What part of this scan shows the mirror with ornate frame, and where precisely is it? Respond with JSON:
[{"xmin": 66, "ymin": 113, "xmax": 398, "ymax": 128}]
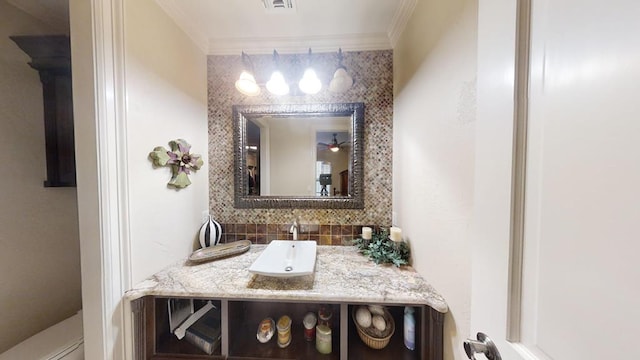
[{"xmin": 233, "ymin": 102, "xmax": 364, "ymax": 209}]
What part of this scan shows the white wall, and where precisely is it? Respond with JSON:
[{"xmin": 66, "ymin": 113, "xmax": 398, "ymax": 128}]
[
  {"xmin": 123, "ymin": 0, "xmax": 209, "ymax": 283},
  {"xmin": 0, "ymin": 0, "xmax": 81, "ymax": 352},
  {"xmin": 268, "ymin": 118, "xmax": 315, "ymax": 196},
  {"xmin": 393, "ymin": 1, "xmax": 477, "ymax": 359}
]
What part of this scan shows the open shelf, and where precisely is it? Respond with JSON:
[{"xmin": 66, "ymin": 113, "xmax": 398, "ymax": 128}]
[
  {"xmin": 347, "ymin": 305, "xmax": 423, "ymax": 360},
  {"xmin": 133, "ymin": 296, "xmax": 442, "ymax": 360},
  {"xmin": 151, "ymin": 298, "xmax": 223, "ymax": 360},
  {"xmin": 228, "ymin": 301, "xmax": 340, "ymax": 360}
]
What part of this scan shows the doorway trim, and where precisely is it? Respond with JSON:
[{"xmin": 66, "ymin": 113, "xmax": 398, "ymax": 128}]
[{"xmin": 71, "ymin": 0, "xmax": 131, "ymax": 358}]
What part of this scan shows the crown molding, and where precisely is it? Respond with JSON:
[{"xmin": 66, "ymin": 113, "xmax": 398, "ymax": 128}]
[
  {"xmin": 387, "ymin": 0, "xmax": 417, "ymax": 48},
  {"xmin": 207, "ymin": 33, "xmax": 392, "ymax": 56},
  {"xmin": 155, "ymin": 0, "xmax": 209, "ymax": 54}
]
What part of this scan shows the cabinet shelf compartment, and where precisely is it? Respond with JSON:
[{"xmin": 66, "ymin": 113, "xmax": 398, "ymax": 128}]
[
  {"xmin": 228, "ymin": 300, "xmax": 340, "ymax": 360},
  {"xmin": 347, "ymin": 304, "xmax": 424, "ymax": 360},
  {"xmin": 149, "ymin": 297, "xmax": 224, "ymax": 360}
]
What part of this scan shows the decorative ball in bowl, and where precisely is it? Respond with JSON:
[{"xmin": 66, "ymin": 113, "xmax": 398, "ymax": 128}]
[{"xmin": 352, "ymin": 305, "xmax": 395, "ymax": 350}]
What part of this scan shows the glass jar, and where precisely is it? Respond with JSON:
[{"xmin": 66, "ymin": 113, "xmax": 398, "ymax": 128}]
[
  {"xmin": 256, "ymin": 318, "xmax": 275, "ymax": 343},
  {"xmin": 276, "ymin": 315, "xmax": 292, "ymax": 348},
  {"xmin": 303, "ymin": 312, "xmax": 317, "ymax": 341},
  {"xmin": 318, "ymin": 306, "xmax": 332, "ymax": 329},
  {"xmin": 315, "ymin": 324, "xmax": 332, "ymax": 354}
]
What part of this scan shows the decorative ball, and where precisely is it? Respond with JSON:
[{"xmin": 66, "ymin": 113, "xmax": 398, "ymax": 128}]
[
  {"xmin": 355, "ymin": 307, "xmax": 372, "ymax": 328},
  {"xmin": 372, "ymin": 315, "xmax": 386, "ymax": 331},
  {"xmin": 368, "ymin": 305, "xmax": 385, "ymax": 316}
]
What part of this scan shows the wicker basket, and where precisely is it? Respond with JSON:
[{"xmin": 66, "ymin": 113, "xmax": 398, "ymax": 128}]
[{"xmin": 352, "ymin": 306, "xmax": 395, "ymax": 350}]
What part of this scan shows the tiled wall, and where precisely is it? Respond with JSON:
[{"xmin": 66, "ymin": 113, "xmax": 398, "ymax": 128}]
[
  {"xmin": 207, "ymin": 50, "xmax": 393, "ymax": 242},
  {"xmin": 221, "ymin": 223, "xmax": 379, "ymax": 246}
]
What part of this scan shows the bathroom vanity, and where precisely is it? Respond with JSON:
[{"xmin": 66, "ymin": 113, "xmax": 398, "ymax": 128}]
[{"xmin": 125, "ymin": 245, "xmax": 448, "ymax": 360}]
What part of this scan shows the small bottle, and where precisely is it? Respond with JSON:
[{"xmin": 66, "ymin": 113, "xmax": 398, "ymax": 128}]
[
  {"xmin": 404, "ymin": 306, "xmax": 415, "ymax": 350},
  {"xmin": 303, "ymin": 312, "xmax": 317, "ymax": 341},
  {"xmin": 318, "ymin": 306, "xmax": 332, "ymax": 329},
  {"xmin": 315, "ymin": 324, "xmax": 332, "ymax": 354}
]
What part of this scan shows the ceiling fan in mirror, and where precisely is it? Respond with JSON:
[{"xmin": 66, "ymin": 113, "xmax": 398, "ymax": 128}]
[{"xmin": 317, "ymin": 133, "xmax": 348, "ymax": 153}]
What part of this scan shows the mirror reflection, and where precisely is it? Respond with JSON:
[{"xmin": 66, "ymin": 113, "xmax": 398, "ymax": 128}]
[
  {"xmin": 233, "ymin": 103, "xmax": 364, "ymax": 209},
  {"xmin": 246, "ymin": 116, "xmax": 350, "ymax": 197}
]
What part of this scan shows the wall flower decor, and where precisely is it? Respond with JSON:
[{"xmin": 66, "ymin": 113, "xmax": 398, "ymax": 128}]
[{"xmin": 149, "ymin": 139, "xmax": 203, "ymax": 188}]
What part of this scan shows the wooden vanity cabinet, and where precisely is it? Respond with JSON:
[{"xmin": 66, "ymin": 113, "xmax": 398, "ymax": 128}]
[{"xmin": 133, "ymin": 296, "xmax": 443, "ymax": 360}]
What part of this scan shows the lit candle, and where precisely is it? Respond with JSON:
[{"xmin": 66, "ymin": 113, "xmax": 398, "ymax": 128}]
[
  {"xmin": 389, "ymin": 227, "xmax": 402, "ymax": 242},
  {"xmin": 362, "ymin": 227, "xmax": 372, "ymax": 240}
]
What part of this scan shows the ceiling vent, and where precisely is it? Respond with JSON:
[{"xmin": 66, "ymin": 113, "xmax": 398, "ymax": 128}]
[{"xmin": 262, "ymin": 0, "xmax": 296, "ymax": 12}]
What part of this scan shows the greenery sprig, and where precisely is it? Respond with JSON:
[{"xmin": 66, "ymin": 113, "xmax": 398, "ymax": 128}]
[{"xmin": 354, "ymin": 228, "xmax": 410, "ymax": 267}]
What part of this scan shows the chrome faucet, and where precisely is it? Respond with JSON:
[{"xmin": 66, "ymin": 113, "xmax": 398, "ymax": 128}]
[{"xmin": 289, "ymin": 219, "xmax": 299, "ymax": 241}]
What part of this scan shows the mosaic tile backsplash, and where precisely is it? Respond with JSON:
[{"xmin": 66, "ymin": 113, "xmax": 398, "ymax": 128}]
[
  {"xmin": 208, "ymin": 50, "xmax": 393, "ymax": 233},
  {"xmin": 219, "ymin": 223, "xmax": 386, "ymax": 246}
]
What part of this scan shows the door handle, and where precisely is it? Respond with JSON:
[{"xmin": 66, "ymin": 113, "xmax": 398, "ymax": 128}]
[{"xmin": 464, "ymin": 332, "xmax": 502, "ymax": 360}]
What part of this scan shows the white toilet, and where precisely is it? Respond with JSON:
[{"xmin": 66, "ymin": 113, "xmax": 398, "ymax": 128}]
[{"xmin": 0, "ymin": 311, "xmax": 84, "ymax": 360}]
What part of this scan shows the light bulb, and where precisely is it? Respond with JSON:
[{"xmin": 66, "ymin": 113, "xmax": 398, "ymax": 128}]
[
  {"xmin": 299, "ymin": 68, "xmax": 322, "ymax": 94},
  {"xmin": 330, "ymin": 146, "xmax": 340, "ymax": 153},
  {"xmin": 266, "ymin": 70, "xmax": 289, "ymax": 95},
  {"xmin": 235, "ymin": 71, "xmax": 260, "ymax": 96},
  {"xmin": 329, "ymin": 67, "xmax": 353, "ymax": 93}
]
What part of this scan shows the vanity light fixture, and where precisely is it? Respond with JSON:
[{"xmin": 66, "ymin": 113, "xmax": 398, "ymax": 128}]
[
  {"xmin": 298, "ymin": 48, "xmax": 322, "ymax": 95},
  {"xmin": 235, "ymin": 48, "xmax": 354, "ymax": 96},
  {"xmin": 329, "ymin": 48, "xmax": 353, "ymax": 93},
  {"xmin": 235, "ymin": 52, "xmax": 261, "ymax": 96},
  {"xmin": 266, "ymin": 50, "xmax": 290, "ymax": 96}
]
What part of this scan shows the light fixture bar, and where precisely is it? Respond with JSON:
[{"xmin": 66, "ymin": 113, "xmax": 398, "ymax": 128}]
[{"xmin": 234, "ymin": 48, "xmax": 354, "ymax": 96}]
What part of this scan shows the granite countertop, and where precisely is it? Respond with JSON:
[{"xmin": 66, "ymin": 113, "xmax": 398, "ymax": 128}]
[{"xmin": 125, "ymin": 245, "xmax": 448, "ymax": 313}]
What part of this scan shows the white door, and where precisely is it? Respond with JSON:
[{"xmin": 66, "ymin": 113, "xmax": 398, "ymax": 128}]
[{"xmin": 471, "ymin": 0, "xmax": 640, "ymax": 359}]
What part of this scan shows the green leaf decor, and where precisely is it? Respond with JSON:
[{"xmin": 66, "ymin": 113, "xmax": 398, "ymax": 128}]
[{"xmin": 354, "ymin": 228, "xmax": 410, "ymax": 267}]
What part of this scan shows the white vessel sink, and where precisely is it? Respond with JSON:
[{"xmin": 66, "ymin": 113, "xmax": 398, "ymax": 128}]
[{"xmin": 249, "ymin": 240, "xmax": 317, "ymax": 277}]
